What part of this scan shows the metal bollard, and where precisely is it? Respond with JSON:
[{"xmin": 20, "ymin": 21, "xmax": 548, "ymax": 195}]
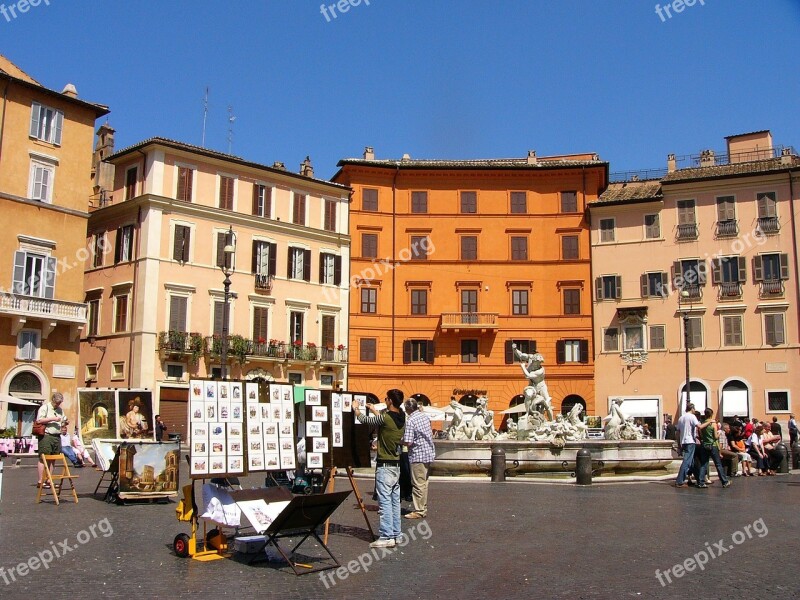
[
  {"xmin": 490, "ymin": 446, "xmax": 506, "ymax": 482},
  {"xmin": 792, "ymin": 442, "xmax": 800, "ymax": 470},
  {"xmin": 775, "ymin": 442, "xmax": 789, "ymax": 474},
  {"xmin": 576, "ymin": 449, "xmax": 592, "ymax": 485}
]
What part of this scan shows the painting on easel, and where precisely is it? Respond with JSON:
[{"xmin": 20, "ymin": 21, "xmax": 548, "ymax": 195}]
[{"xmin": 78, "ymin": 389, "xmax": 117, "ymax": 443}]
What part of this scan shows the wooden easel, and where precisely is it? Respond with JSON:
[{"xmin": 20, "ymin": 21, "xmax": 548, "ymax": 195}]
[
  {"xmin": 323, "ymin": 465, "xmax": 375, "ymax": 545},
  {"xmin": 36, "ymin": 454, "xmax": 79, "ymax": 505}
]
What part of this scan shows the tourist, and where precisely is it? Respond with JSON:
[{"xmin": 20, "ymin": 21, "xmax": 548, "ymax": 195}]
[
  {"xmin": 664, "ymin": 416, "xmax": 676, "ymax": 442},
  {"xmin": 674, "ymin": 404, "xmax": 699, "ymax": 488},
  {"xmin": 748, "ymin": 425, "xmax": 770, "ymax": 475},
  {"xmin": 730, "ymin": 434, "xmax": 753, "ymax": 476},
  {"xmin": 401, "ymin": 398, "xmax": 435, "ymax": 519},
  {"xmin": 155, "ymin": 414, "xmax": 168, "ymax": 441},
  {"xmin": 718, "ymin": 423, "xmax": 740, "ymax": 477},
  {"xmin": 60, "ymin": 425, "xmax": 83, "ymax": 468},
  {"xmin": 35, "ymin": 392, "xmax": 67, "ymax": 488},
  {"xmin": 70, "ymin": 428, "xmax": 96, "ymax": 468},
  {"xmin": 761, "ymin": 427, "xmax": 782, "ymax": 473},
  {"xmin": 770, "ymin": 416, "xmax": 782, "ymax": 440},
  {"xmin": 696, "ymin": 409, "xmax": 730, "ymax": 488},
  {"xmin": 789, "ymin": 414, "xmax": 798, "ymax": 447},
  {"xmin": 354, "ymin": 390, "xmax": 406, "ymax": 548}
]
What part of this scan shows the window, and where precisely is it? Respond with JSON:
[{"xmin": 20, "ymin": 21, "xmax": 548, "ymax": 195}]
[
  {"xmin": 560, "ymin": 191, "xmax": 578, "ymax": 213},
  {"xmin": 403, "ymin": 340, "xmax": 434, "ymax": 364},
  {"xmin": 215, "ymin": 231, "xmax": 234, "ymax": 269},
  {"xmin": 595, "ymin": 275, "xmax": 621, "ymax": 301},
  {"xmin": 86, "ymin": 364, "xmax": 98, "ymax": 381},
  {"xmin": 411, "ymin": 289, "xmax": 427, "ymax": 315},
  {"xmin": 461, "ymin": 339, "xmax": 478, "ymax": 363},
  {"xmin": 29, "ymin": 102, "xmax": 63, "ymax": 144},
  {"xmin": 461, "ymin": 289, "xmax": 478, "ymax": 315},
  {"xmin": 557, "ymin": 339, "xmax": 588, "ymax": 364},
  {"xmin": 599, "ymin": 218, "xmax": 615, "ymax": 242},
  {"xmin": 219, "ymin": 175, "xmax": 235, "ymax": 210},
  {"xmin": 460, "ymin": 191, "xmax": 477, "ymax": 214},
  {"xmin": 506, "ymin": 340, "xmax": 537, "ymax": 363},
  {"xmin": 213, "ymin": 301, "xmax": 227, "ymax": 336},
  {"xmin": 411, "ymin": 191, "xmax": 427, "ymax": 214},
  {"xmin": 362, "ymin": 188, "xmax": 378, "ymax": 211},
  {"xmin": 686, "ymin": 317, "xmax": 702, "ymax": 349},
  {"xmin": 29, "ymin": 160, "xmax": 54, "ymax": 202},
  {"xmin": 641, "ymin": 272, "xmax": 668, "ymax": 298},
  {"xmin": 716, "ymin": 196, "xmax": 736, "ymax": 223},
  {"xmin": 321, "ymin": 315, "xmax": 335, "ymax": 350},
  {"xmin": 166, "ymin": 364, "xmax": 184, "ymax": 380},
  {"xmin": 361, "ymin": 233, "xmax": 378, "ymax": 259},
  {"xmin": 17, "ymin": 330, "xmax": 40, "ymax": 360},
  {"xmin": 563, "ymin": 289, "xmax": 580, "ymax": 314},
  {"xmin": 252, "ymin": 184, "xmax": 271, "ymax": 217},
  {"xmin": 125, "ymin": 167, "xmax": 138, "ymax": 201},
  {"xmin": 288, "ymin": 247, "xmax": 311, "ymax": 281},
  {"xmin": 754, "ymin": 253, "xmax": 789, "ymax": 282},
  {"xmin": 712, "ymin": 256, "xmax": 745, "ymax": 284},
  {"xmin": 644, "ymin": 214, "xmax": 660, "ymax": 239},
  {"xmin": 290, "ymin": 311, "xmax": 304, "ymax": 345},
  {"xmin": 677, "ymin": 199, "xmax": 698, "ymax": 239},
  {"xmin": 253, "ymin": 305, "xmax": 269, "ymax": 341},
  {"xmin": 12, "ymin": 250, "xmax": 56, "ymax": 298},
  {"xmin": 288, "ymin": 372, "xmax": 303, "ymax": 385},
  {"xmin": 114, "ymin": 294, "xmax": 128, "ymax": 332},
  {"xmin": 649, "ymin": 325, "xmax": 666, "ymax": 350},
  {"xmin": 623, "ymin": 326, "xmax": 644, "ymax": 351},
  {"xmin": 561, "ymin": 235, "xmax": 579, "ymax": 260},
  {"xmin": 115, "ymin": 225, "xmax": 134, "ymax": 264},
  {"xmin": 512, "ymin": 289, "xmax": 528, "ymax": 315},
  {"xmin": 673, "ymin": 259, "xmax": 706, "ymax": 295},
  {"xmin": 360, "ymin": 338, "xmax": 377, "ymax": 362},
  {"xmin": 291, "ymin": 193, "xmax": 306, "ymax": 225},
  {"xmin": 173, "ymin": 225, "xmax": 191, "ymax": 262},
  {"xmin": 361, "ymin": 288, "xmax": 377, "ymax": 313},
  {"xmin": 319, "ymin": 253, "xmax": 341, "ymax": 285},
  {"xmin": 87, "ymin": 299, "xmax": 100, "ymax": 336},
  {"xmin": 168, "ymin": 296, "xmax": 188, "ymax": 332},
  {"xmin": 324, "ymin": 199, "xmax": 337, "ymax": 232},
  {"xmin": 177, "ymin": 166, "xmax": 194, "ymax": 202},
  {"xmin": 111, "ymin": 362, "xmax": 125, "ymax": 380},
  {"xmin": 722, "ymin": 315, "xmax": 743, "ymax": 347},
  {"xmin": 603, "ymin": 328, "xmax": 619, "ymax": 352},
  {"xmin": 757, "ymin": 192, "xmax": 777, "ymax": 218},
  {"xmin": 511, "ymin": 192, "xmax": 527, "ymax": 214},
  {"xmin": 510, "ymin": 236, "xmax": 528, "ymax": 260},
  {"xmin": 411, "ymin": 236, "xmax": 429, "ymax": 260},
  {"xmin": 92, "ymin": 233, "xmax": 105, "ymax": 268},
  {"xmin": 252, "ymin": 241, "xmax": 277, "ymax": 277},
  {"xmin": 764, "ymin": 313, "xmax": 785, "ymax": 346},
  {"xmin": 767, "ymin": 391, "xmax": 789, "ymax": 412},
  {"xmin": 461, "ymin": 236, "xmax": 477, "ymax": 260}
]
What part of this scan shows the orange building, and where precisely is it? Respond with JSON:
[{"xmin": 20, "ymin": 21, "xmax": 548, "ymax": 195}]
[{"xmin": 333, "ymin": 148, "xmax": 607, "ymax": 422}]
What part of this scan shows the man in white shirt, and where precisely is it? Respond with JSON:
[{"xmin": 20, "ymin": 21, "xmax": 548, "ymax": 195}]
[{"xmin": 675, "ymin": 404, "xmax": 699, "ymax": 488}]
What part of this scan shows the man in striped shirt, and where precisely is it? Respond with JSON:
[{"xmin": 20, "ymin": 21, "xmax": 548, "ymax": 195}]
[{"xmin": 401, "ymin": 398, "xmax": 435, "ymax": 519}]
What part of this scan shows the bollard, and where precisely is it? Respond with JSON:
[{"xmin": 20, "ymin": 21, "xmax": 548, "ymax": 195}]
[
  {"xmin": 490, "ymin": 446, "xmax": 506, "ymax": 482},
  {"xmin": 792, "ymin": 441, "xmax": 800, "ymax": 470},
  {"xmin": 576, "ymin": 449, "xmax": 592, "ymax": 485},
  {"xmin": 775, "ymin": 442, "xmax": 789, "ymax": 474},
  {"xmin": 0, "ymin": 458, "xmax": 4, "ymax": 508}
]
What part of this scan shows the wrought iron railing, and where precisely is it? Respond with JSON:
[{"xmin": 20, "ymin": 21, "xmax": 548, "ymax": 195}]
[
  {"xmin": 760, "ymin": 279, "xmax": 784, "ymax": 296},
  {"xmin": 676, "ymin": 223, "xmax": 699, "ymax": 240},
  {"xmin": 718, "ymin": 282, "xmax": 743, "ymax": 299},
  {"xmin": 679, "ymin": 284, "xmax": 702, "ymax": 301},
  {"xmin": 254, "ymin": 273, "xmax": 274, "ymax": 291},
  {"xmin": 440, "ymin": 312, "xmax": 499, "ymax": 328},
  {"xmin": 715, "ymin": 220, "xmax": 739, "ymax": 238},
  {"xmin": 757, "ymin": 216, "xmax": 780, "ymax": 234}
]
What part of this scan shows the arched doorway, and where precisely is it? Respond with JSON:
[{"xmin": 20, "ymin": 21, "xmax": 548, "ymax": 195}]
[
  {"xmin": 680, "ymin": 381, "xmax": 709, "ymax": 413},
  {"xmin": 411, "ymin": 393, "xmax": 431, "ymax": 406},
  {"xmin": 501, "ymin": 394, "xmax": 525, "ymax": 432},
  {"xmin": 720, "ymin": 379, "xmax": 749, "ymax": 424},
  {"xmin": 459, "ymin": 394, "xmax": 479, "ymax": 408},
  {"xmin": 6, "ymin": 370, "xmax": 45, "ymax": 436},
  {"xmin": 560, "ymin": 394, "xmax": 586, "ymax": 416}
]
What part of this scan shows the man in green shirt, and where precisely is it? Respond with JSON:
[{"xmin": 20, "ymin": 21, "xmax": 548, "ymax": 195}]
[{"xmin": 36, "ymin": 392, "xmax": 67, "ymax": 488}]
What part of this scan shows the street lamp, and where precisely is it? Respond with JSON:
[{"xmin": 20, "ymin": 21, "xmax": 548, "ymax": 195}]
[
  {"xmin": 220, "ymin": 226, "xmax": 236, "ymax": 380},
  {"xmin": 680, "ymin": 289, "xmax": 691, "ymax": 411}
]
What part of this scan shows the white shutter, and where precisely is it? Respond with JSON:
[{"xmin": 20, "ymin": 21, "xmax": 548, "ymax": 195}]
[
  {"xmin": 44, "ymin": 256, "xmax": 56, "ymax": 299},
  {"xmin": 53, "ymin": 110, "xmax": 64, "ymax": 145},
  {"xmin": 13, "ymin": 251, "xmax": 26, "ymax": 294},
  {"xmin": 30, "ymin": 102, "xmax": 42, "ymax": 138}
]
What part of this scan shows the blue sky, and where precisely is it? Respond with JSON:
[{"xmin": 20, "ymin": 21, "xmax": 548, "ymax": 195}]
[{"xmin": 3, "ymin": 0, "xmax": 799, "ymax": 178}]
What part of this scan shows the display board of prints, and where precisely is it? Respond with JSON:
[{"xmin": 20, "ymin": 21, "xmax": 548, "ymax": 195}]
[
  {"xmin": 305, "ymin": 390, "xmax": 371, "ymax": 469},
  {"xmin": 188, "ymin": 380, "xmax": 296, "ymax": 478}
]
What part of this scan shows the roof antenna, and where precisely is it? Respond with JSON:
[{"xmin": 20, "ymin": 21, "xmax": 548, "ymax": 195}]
[
  {"xmin": 227, "ymin": 105, "xmax": 236, "ymax": 154},
  {"xmin": 201, "ymin": 86, "xmax": 209, "ymax": 148}
]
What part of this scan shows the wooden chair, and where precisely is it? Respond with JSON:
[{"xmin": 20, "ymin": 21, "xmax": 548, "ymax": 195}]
[{"xmin": 36, "ymin": 454, "xmax": 79, "ymax": 505}]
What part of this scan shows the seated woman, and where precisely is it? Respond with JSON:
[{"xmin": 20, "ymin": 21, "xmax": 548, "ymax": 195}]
[
  {"xmin": 731, "ymin": 435, "xmax": 753, "ymax": 476},
  {"xmin": 747, "ymin": 426, "xmax": 770, "ymax": 476},
  {"xmin": 760, "ymin": 428, "xmax": 782, "ymax": 474}
]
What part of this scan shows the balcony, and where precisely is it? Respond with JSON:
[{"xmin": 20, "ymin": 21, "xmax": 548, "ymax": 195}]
[
  {"xmin": 158, "ymin": 331, "xmax": 205, "ymax": 363},
  {"xmin": 204, "ymin": 337, "xmax": 348, "ymax": 364},
  {"xmin": 757, "ymin": 216, "xmax": 780, "ymax": 235},
  {"xmin": 760, "ymin": 279, "xmax": 784, "ymax": 297},
  {"xmin": 679, "ymin": 284, "xmax": 702, "ymax": 302},
  {"xmin": 718, "ymin": 282, "xmax": 743, "ymax": 299},
  {"xmin": 254, "ymin": 273, "xmax": 274, "ymax": 292},
  {"xmin": 440, "ymin": 312, "xmax": 499, "ymax": 331},
  {"xmin": 715, "ymin": 220, "xmax": 739, "ymax": 238},
  {"xmin": 0, "ymin": 294, "xmax": 87, "ymax": 340},
  {"xmin": 676, "ymin": 223, "xmax": 699, "ymax": 241}
]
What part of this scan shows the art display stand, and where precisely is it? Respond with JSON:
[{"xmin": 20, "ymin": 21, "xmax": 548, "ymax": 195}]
[{"xmin": 93, "ymin": 449, "xmax": 120, "ymax": 502}]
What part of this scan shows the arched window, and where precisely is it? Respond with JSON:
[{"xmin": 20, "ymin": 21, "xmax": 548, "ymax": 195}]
[
  {"xmin": 681, "ymin": 381, "xmax": 709, "ymax": 413},
  {"xmin": 721, "ymin": 379, "xmax": 749, "ymax": 422},
  {"xmin": 560, "ymin": 394, "xmax": 587, "ymax": 416},
  {"xmin": 411, "ymin": 393, "xmax": 431, "ymax": 406},
  {"xmin": 459, "ymin": 394, "xmax": 479, "ymax": 408},
  {"xmin": 9, "ymin": 371, "xmax": 43, "ymax": 396}
]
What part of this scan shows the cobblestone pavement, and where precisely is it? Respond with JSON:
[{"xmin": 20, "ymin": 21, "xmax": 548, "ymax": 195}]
[{"xmin": 0, "ymin": 462, "xmax": 798, "ymax": 599}]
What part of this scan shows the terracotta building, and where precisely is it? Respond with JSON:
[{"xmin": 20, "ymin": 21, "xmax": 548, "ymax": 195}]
[
  {"xmin": 589, "ymin": 131, "xmax": 799, "ymax": 435},
  {"xmin": 333, "ymin": 148, "xmax": 607, "ymax": 422},
  {"xmin": 81, "ymin": 138, "xmax": 351, "ymax": 440},
  {"xmin": 0, "ymin": 55, "xmax": 108, "ymax": 432}
]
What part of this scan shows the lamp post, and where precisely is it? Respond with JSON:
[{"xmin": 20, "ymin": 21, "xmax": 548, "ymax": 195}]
[
  {"xmin": 680, "ymin": 289, "xmax": 691, "ymax": 411},
  {"xmin": 220, "ymin": 226, "xmax": 236, "ymax": 380}
]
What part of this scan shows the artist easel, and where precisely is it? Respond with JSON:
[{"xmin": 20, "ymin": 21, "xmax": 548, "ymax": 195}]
[
  {"xmin": 323, "ymin": 465, "xmax": 375, "ymax": 545},
  {"xmin": 93, "ymin": 449, "xmax": 120, "ymax": 502}
]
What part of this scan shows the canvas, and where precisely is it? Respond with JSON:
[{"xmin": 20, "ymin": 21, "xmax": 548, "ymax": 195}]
[
  {"xmin": 78, "ymin": 389, "xmax": 117, "ymax": 443},
  {"xmin": 117, "ymin": 441, "xmax": 180, "ymax": 498},
  {"xmin": 116, "ymin": 390, "xmax": 155, "ymax": 440}
]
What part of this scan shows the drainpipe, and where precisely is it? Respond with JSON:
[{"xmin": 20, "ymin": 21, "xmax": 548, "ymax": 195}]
[
  {"xmin": 0, "ymin": 76, "xmax": 10, "ymax": 176},
  {"xmin": 391, "ymin": 164, "xmax": 399, "ymax": 362},
  {"xmin": 127, "ymin": 150, "xmax": 147, "ymax": 387},
  {"xmin": 788, "ymin": 168, "xmax": 800, "ymax": 352}
]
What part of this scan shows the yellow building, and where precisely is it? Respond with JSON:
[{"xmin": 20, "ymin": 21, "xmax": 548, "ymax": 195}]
[{"xmin": 0, "ymin": 55, "xmax": 108, "ymax": 432}]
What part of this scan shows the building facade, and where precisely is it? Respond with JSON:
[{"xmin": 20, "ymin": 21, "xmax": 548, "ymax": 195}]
[
  {"xmin": 0, "ymin": 55, "xmax": 108, "ymax": 432},
  {"xmin": 590, "ymin": 131, "xmax": 800, "ymax": 436},
  {"xmin": 333, "ymin": 148, "xmax": 607, "ymax": 423},
  {"xmin": 81, "ymin": 138, "xmax": 350, "ymax": 440}
]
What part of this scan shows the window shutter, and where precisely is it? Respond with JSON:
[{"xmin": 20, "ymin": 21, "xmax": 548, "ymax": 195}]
[
  {"xmin": 737, "ymin": 257, "xmax": 746, "ymax": 283},
  {"xmin": 12, "ymin": 251, "xmax": 25, "ymax": 294},
  {"xmin": 426, "ymin": 341, "xmax": 435, "ymax": 364},
  {"xmin": 716, "ymin": 199, "xmax": 725, "ymax": 222},
  {"xmin": 216, "ymin": 233, "xmax": 226, "ymax": 268},
  {"xmin": 177, "ymin": 167, "xmax": 193, "ymax": 202},
  {"xmin": 403, "ymin": 340, "xmax": 411, "ymax": 364},
  {"xmin": 114, "ymin": 227, "xmax": 122, "ymax": 263},
  {"xmin": 556, "ymin": 340, "xmax": 566, "ymax": 364},
  {"xmin": 780, "ymin": 253, "xmax": 790, "ymax": 280},
  {"xmin": 697, "ymin": 261, "xmax": 707, "ymax": 286},
  {"xmin": 775, "ymin": 315, "xmax": 785, "ymax": 344},
  {"xmin": 252, "ymin": 185, "xmax": 260, "ymax": 215},
  {"xmin": 251, "ymin": 241, "xmax": 259, "ymax": 274},
  {"xmin": 30, "ymin": 102, "xmax": 41, "ymax": 138},
  {"xmin": 173, "ymin": 226, "xmax": 185, "ymax": 261},
  {"xmin": 711, "ymin": 259, "xmax": 721, "ymax": 284},
  {"xmin": 614, "ymin": 276, "xmax": 622, "ymax": 298},
  {"xmin": 169, "ymin": 296, "xmax": 187, "ymax": 332},
  {"xmin": 287, "ymin": 249, "xmax": 294, "ymax": 279},
  {"xmin": 43, "ymin": 256, "xmax": 56, "ymax": 299},
  {"xmin": 334, "ymin": 255, "xmax": 342, "ymax": 286},
  {"xmin": 318, "ymin": 252, "xmax": 326, "ymax": 283},
  {"xmin": 765, "ymin": 315, "xmax": 775, "ymax": 345},
  {"xmin": 753, "ymin": 255, "xmax": 763, "ymax": 282},
  {"xmin": 303, "ymin": 249, "xmax": 311, "ymax": 282},
  {"xmin": 322, "ymin": 315, "xmax": 335, "ymax": 347},
  {"xmin": 672, "ymin": 261, "xmax": 681, "ymax": 288},
  {"xmin": 660, "ymin": 272, "xmax": 669, "ymax": 295},
  {"xmin": 595, "ymin": 277, "xmax": 603, "ymax": 301},
  {"xmin": 253, "ymin": 306, "xmax": 268, "ymax": 340},
  {"xmin": 530, "ymin": 340, "xmax": 537, "ymax": 352},
  {"xmin": 640, "ymin": 274, "xmax": 648, "ymax": 298},
  {"xmin": 268, "ymin": 243, "xmax": 277, "ymax": 277},
  {"xmin": 579, "ymin": 340, "xmax": 589, "ymax": 364},
  {"xmin": 504, "ymin": 340, "xmax": 514, "ymax": 364},
  {"xmin": 53, "ymin": 110, "xmax": 63, "ymax": 145},
  {"xmin": 213, "ymin": 301, "xmax": 225, "ymax": 336}
]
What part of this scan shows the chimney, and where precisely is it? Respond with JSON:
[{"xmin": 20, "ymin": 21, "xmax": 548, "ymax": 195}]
[
  {"xmin": 300, "ymin": 156, "xmax": 314, "ymax": 177},
  {"xmin": 527, "ymin": 150, "xmax": 537, "ymax": 165},
  {"xmin": 61, "ymin": 83, "xmax": 78, "ymax": 98},
  {"xmin": 92, "ymin": 123, "xmax": 116, "ymax": 198},
  {"xmin": 700, "ymin": 149, "xmax": 716, "ymax": 167},
  {"xmin": 781, "ymin": 147, "xmax": 793, "ymax": 165},
  {"xmin": 667, "ymin": 153, "xmax": 676, "ymax": 173},
  {"xmin": 363, "ymin": 146, "xmax": 375, "ymax": 161},
  {"xmin": 272, "ymin": 161, "xmax": 286, "ymax": 171}
]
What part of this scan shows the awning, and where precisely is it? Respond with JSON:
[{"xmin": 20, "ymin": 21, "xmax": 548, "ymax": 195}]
[
  {"xmin": 0, "ymin": 393, "xmax": 39, "ymax": 407},
  {"xmin": 721, "ymin": 390, "xmax": 748, "ymax": 417}
]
